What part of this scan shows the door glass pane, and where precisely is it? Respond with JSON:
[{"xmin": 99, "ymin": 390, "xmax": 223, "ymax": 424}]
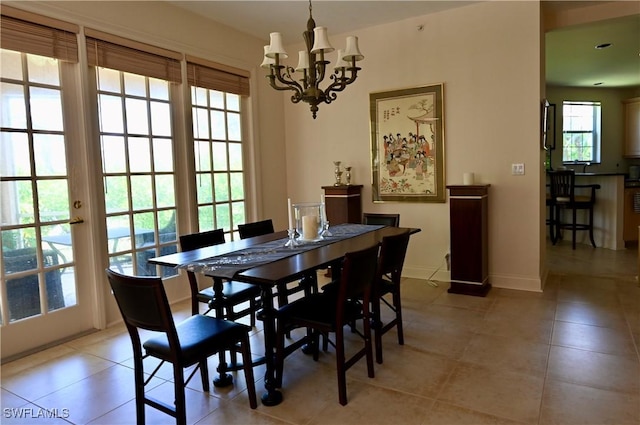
[
  {"xmin": 27, "ymin": 55, "xmax": 59, "ymax": 85},
  {"xmin": 102, "ymin": 136, "xmax": 127, "ymax": 173},
  {"xmin": 0, "ymin": 132, "xmax": 30, "ymax": 177},
  {"xmin": 131, "ymin": 175, "xmax": 153, "ymax": 210},
  {"xmin": 125, "ymin": 98, "xmax": 149, "ymax": 134},
  {"xmin": 128, "ymin": 137, "xmax": 152, "ymax": 173},
  {"xmin": 104, "ymin": 176, "xmax": 129, "ymax": 213},
  {"xmin": 30, "ymin": 87, "xmax": 63, "ymax": 131},
  {"xmin": 1, "ymin": 180, "xmax": 35, "ymax": 225},
  {"xmin": 34, "ymin": 134, "xmax": 67, "ymax": 176},
  {"xmin": 153, "ymin": 138, "xmax": 173, "ymax": 172},
  {"xmin": 37, "ymin": 179, "xmax": 70, "ymax": 223},
  {"xmin": 1, "ymin": 82, "xmax": 27, "ymax": 128},
  {"xmin": 124, "ymin": 73, "xmax": 146, "ymax": 96},
  {"xmin": 155, "ymin": 175, "xmax": 176, "ymax": 208},
  {"xmin": 1, "ymin": 50, "xmax": 23, "ymax": 80}
]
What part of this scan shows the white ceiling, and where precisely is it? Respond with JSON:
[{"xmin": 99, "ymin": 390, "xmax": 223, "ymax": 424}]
[{"xmin": 167, "ymin": 0, "xmax": 640, "ymax": 88}]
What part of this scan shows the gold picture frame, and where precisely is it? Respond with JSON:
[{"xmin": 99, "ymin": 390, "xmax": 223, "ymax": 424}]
[{"xmin": 370, "ymin": 83, "xmax": 445, "ymax": 203}]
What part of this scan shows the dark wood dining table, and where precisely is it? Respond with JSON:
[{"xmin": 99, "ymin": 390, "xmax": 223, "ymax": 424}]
[{"xmin": 149, "ymin": 224, "xmax": 420, "ymax": 406}]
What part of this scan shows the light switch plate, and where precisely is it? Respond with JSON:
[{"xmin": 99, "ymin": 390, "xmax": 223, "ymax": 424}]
[{"xmin": 512, "ymin": 163, "xmax": 525, "ymax": 175}]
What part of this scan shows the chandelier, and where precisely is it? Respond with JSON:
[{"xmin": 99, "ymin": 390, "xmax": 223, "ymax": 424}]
[{"xmin": 261, "ymin": 0, "xmax": 364, "ymax": 119}]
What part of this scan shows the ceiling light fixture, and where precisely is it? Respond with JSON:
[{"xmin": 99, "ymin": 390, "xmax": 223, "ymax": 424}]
[{"xmin": 260, "ymin": 0, "xmax": 364, "ymax": 119}]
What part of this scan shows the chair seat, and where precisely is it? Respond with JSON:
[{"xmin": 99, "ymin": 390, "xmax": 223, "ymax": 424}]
[
  {"xmin": 197, "ymin": 280, "xmax": 261, "ymax": 305},
  {"xmin": 144, "ymin": 315, "xmax": 250, "ymax": 366},
  {"xmin": 278, "ymin": 293, "xmax": 362, "ymax": 330}
]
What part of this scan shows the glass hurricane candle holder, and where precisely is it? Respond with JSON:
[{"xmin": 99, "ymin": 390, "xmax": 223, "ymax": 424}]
[{"xmin": 293, "ymin": 202, "xmax": 323, "ymax": 242}]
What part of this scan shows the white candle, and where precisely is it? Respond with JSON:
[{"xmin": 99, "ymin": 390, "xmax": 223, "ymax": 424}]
[
  {"xmin": 321, "ymin": 194, "xmax": 326, "ymax": 222},
  {"xmin": 302, "ymin": 215, "xmax": 318, "ymax": 240},
  {"xmin": 287, "ymin": 198, "xmax": 293, "ymax": 230},
  {"xmin": 463, "ymin": 172, "xmax": 475, "ymax": 185}
]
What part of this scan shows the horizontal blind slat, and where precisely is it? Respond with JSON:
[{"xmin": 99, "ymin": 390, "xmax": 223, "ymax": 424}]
[
  {"xmin": 86, "ymin": 36, "xmax": 181, "ymax": 83},
  {"xmin": 186, "ymin": 61, "xmax": 250, "ymax": 97},
  {"xmin": 0, "ymin": 15, "xmax": 78, "ymax": 62}
]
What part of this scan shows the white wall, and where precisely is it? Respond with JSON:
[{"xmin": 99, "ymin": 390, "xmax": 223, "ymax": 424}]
[{"xmin": 283, "ymin": 1, "xmax": 544, "ymax": 291}]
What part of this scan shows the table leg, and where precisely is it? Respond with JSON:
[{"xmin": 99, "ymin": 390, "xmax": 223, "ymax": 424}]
[
  {"xmin": 211, "ymin": 277, "xmax": 233, "ymax": 387},
  {"xmin": 260, "ymin": 285, "xmax": 283, "ymax": 406}
]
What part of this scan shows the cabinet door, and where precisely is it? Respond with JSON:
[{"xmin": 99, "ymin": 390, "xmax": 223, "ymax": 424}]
[
  {"xmin": 624, "ymin": 98, "xmax": 640, "ymax": 157},
  {"xmin": 623, "ymin": 188, "xmax": 640, "ymax": 242}
]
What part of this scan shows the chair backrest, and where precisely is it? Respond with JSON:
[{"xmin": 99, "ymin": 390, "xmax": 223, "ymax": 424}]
[
  {"xmin": 378, "ymin": 230, "xmax": 411, "ymax": 279},
  {"xmin": 106, "ymin": 268, "xmax": 176, "ymax": 336},
  {"xmin": 336, "ymin": 244, "xmax": 380, "ymax": 320},
  {"xmin": 238, "ymin": 219, "xmax": 275, "ymax": 239},
  {"xmin": 179, "ymin": 229, "xmax": 225, "ymax": 251},
  {"xmin": 548, "ymin": 169, "xmax": 575, "ymax": 202},
  {"xmin": 362, "ymin": 213, "xmax": 400, "ymax": 227}
]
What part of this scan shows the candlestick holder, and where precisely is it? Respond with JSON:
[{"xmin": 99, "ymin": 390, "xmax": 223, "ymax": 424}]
[
  {"xmin": 345, "ymin": 166, "xmax": 352, "ymax": 185},
  {"xmin": 333, "ymin": 161, "xmax": 343, "ymax": 186},
  {"xmin": 321, "ymin": 220, "xmax": 332, "ymax": 237},
  {"xmin": 284, "ymin": 228, "xmax": 299, "ymax": 247}
]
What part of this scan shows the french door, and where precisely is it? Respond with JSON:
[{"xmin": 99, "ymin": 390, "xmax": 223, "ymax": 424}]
[{"xmin": 0, "ymin": 50, "xmax": 94, "ymax": 359}]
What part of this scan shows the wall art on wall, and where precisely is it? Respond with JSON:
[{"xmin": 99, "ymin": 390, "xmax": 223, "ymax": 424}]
[{"xmin": 370, "ymin": 83, "xmax": 445, "ymax": 203}]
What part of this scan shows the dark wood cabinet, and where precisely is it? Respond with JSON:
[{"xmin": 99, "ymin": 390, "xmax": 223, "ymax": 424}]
[
  {"xmin": 446, "ymin": 184, "xmax": 491, "ymax": 296},
  {"xmin": 322, "ymin": 185, "xmax": 363, "ymax": 225}
]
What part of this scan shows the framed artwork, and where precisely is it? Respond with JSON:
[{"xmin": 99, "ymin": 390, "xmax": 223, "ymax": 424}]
[
  {"xmin": 547, "ymin": 103, "xmax": 556, "ymax": 150},
  {"xmin": 370, "ymin": 83, "xmax": 445, "ymax": 203}
]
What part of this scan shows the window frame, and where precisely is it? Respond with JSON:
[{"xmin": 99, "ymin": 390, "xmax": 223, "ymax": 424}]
[{"xmin": 561, "ymin": 100, "xmax": 602, "ymax": 164}]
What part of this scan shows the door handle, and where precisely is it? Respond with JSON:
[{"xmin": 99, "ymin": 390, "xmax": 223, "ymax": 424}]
[{"xmin": 69, "ymin": 216, "xmax": 84, "ymax": 225}]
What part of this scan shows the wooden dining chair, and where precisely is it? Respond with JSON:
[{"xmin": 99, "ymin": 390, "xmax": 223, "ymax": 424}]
[
  {"xmin": 372, "ymin": 230, "xmax": 411, "ymax": 364},
  {"xmin": 106, "ymin": 269, "xmax": 257, "ymax": 425},
  {"xmin": 275, "ymin": 244, "xmax": 379, "ymax": 406},
  {"xmin": 548, "ymin": 169, "xmax": 599, "ymax": 249},
  {"xmin": 238, "ymin": 219, "xmax": 275, "ymax": 239},
  {"xmin": 179, "ymin": 229, "xmax": 261, "ymax": 326},
  {"xmin": 362, "ymin": 213, "xmax": 400, "ymax": 227}
]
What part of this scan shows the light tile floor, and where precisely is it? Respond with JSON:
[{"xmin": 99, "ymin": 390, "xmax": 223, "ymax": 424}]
[{"xmin": 2, "ymin": 242, "xmax": 639, "ymax": 424}]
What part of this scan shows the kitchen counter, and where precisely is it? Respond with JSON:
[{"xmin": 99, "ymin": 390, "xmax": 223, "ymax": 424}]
[{"xmin": 547, "ymin": 173, "xmax": 625, "ymax": 250}]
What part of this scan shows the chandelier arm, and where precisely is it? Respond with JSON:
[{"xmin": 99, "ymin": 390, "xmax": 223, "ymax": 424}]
[
  {"xmin": 270, "ymin": 66, "xmax": 305, "ymax": 93},
  {"xmin": 324, "ymin": 67, "xmax": 360, "ymax": 96}
]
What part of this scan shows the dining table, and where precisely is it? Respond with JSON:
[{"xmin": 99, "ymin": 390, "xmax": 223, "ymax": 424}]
[{"xmin": 148, "ymin": 223, "xmax": 420, "ymax": 406}]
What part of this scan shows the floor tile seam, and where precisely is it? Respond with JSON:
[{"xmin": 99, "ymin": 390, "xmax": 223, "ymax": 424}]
[
  {"xmin": 553, "ymin": 317, "xmax": 637, "ymax": 338},
  {"xmin": 537, "ymin": 316, "xmax": 558, "ymax": 425},
  {"xmin": 453, "ymin": 357, "xmax": 548, "ymax": 382},
  {"xmin": 345, "ymin": 373, "xmax": 439, "ymax": 402},
  {"xmin": 543, "ymin": 375, "xmax": 640, "ymax": 397},
  {"xmin": 430, "ymin": 399, "xmax": 533, "ymax": 425},
  {"xmin": 548, "ymin": 341, "xmax": 639, "ymax": 361}
]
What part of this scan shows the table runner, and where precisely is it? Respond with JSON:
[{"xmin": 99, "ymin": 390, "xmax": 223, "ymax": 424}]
[{"xmin": 179, "ymin": 223, "xmax": 383, "ymax": 279}]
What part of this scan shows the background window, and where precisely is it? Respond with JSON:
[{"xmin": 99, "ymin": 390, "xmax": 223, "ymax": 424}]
[{"xmin": 562, "ymin": 101, "xmax": 601, "ymax": 163}]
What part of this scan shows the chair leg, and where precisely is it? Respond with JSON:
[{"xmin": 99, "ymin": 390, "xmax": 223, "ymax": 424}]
[
  {"xmin": 250, "ymin": 298, "xmax": 256, "ymax": 327},
  {"xmin": 133, "ymin": 354, "xmax": 146, "ymax": 425},
  {"xmin": 362, "ymin": 313, "xmax": 375, "ymax": 380},
  {"xmin": 174, "ymin": 363, "xmax": 187, "ymax": 425},
  {"xmin": 572, "ymin": 208, "xmax": 577, "ymax": 250},
  {"xmin": 393, "ymin": 291, "xmax": 404, "ymax": 346},
  {"xmin": 199, "ymin": 359, "xmax": 210, "ymax": 392},
  {"xmin": 335, "ymin": 327, "xmax": 348, "ymax": 406},
  {"xmin": 239, "ymin": 335, "xmax": 258, "ymax": 409},
  {"xmin": 588, "ymin": 206, "xmax": 596, "ymax": 247},
  {"xmin": 275, "ymin": 323, "xmax": 286, "ymax": 388}
]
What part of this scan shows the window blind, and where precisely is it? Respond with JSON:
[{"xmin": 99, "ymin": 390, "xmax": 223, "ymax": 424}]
[
  {"xmin": 186, "ymin": 55, "xmax": 250, "ymax": 97},
  {"xmin": 85, "ymin": 29, "xmax": 181, "ymax": 83},
  {"xmin": 0, "ymin": 6, "xmax": 79, "ymax": 62}
]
